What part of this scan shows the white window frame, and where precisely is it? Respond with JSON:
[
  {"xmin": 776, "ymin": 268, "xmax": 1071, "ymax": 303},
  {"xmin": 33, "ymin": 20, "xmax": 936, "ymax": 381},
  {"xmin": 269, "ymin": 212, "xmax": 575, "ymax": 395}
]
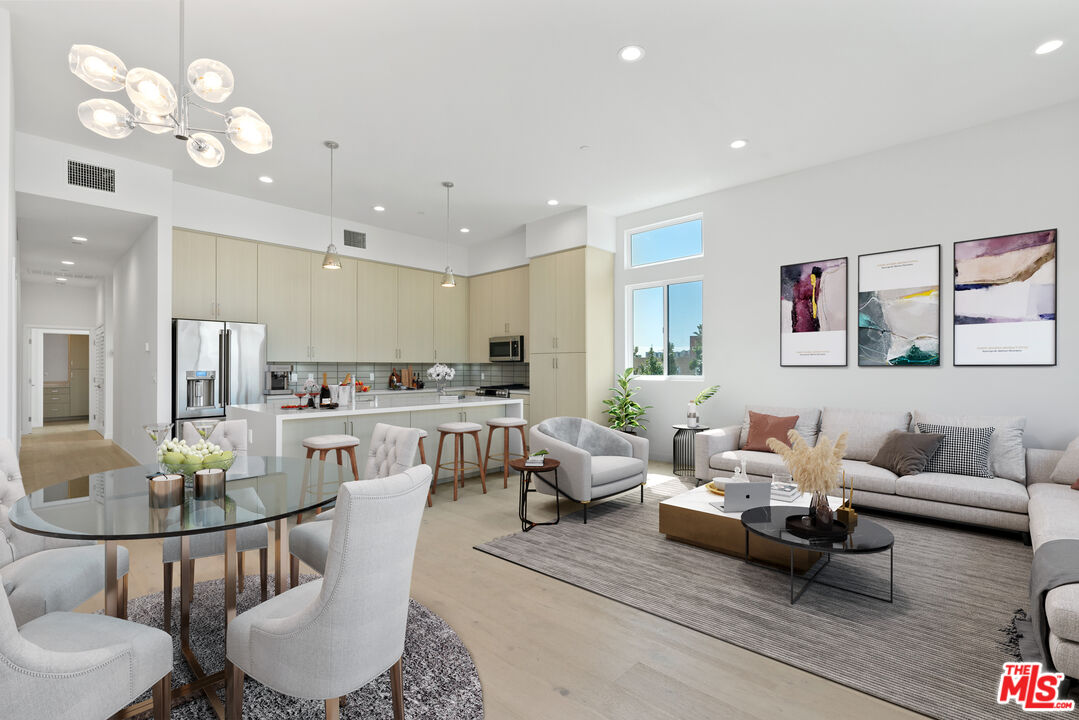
[
  {"xmin": 624, "ymin": 212, "xmax": 704, "ymax": 269},
  {"xmin": 625, "ymin": 274, "xmax": 705, "ymax": 379}
]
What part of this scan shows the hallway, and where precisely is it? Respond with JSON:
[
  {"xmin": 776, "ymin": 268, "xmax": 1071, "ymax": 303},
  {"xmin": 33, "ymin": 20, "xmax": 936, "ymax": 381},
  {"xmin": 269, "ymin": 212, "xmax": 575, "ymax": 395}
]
[{"xmin": 18, "ymin": 423, "xmax": 136, "ymax": 493}]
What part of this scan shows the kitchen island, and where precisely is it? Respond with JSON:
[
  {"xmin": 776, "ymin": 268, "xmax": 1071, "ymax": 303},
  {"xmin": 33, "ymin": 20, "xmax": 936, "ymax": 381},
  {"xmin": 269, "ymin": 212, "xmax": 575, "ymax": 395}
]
[{"xmin": 229, "ymin": 395, "xmax": 525, "ymax": 479}]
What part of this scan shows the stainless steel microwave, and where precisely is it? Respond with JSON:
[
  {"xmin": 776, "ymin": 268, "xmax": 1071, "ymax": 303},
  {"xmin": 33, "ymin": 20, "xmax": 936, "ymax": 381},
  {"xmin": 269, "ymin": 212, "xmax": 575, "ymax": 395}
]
[{"xmin": 489, "ymin": 336, "xmax": 524, "ymax": 362}]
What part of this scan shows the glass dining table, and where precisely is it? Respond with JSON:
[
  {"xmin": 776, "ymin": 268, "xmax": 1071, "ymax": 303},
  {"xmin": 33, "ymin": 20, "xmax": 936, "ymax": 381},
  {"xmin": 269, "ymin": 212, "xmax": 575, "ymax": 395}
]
[{"xmin": 8, "ymin": 455, "xmax": 342, "ymax": 720}]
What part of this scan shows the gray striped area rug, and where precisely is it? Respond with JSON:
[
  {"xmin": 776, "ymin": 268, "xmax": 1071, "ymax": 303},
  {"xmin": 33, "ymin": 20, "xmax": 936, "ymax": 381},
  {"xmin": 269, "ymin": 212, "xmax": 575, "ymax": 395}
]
[{"xmin": 476, "ymin": 478, "xmax": 1036, "ymax": 720}]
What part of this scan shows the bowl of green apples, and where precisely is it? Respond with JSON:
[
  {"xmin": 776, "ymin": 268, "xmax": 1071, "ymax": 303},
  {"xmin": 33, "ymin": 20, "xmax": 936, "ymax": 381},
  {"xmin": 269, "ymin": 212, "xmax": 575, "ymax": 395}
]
[{"xmin": 156, "ymin": 438, "xmax": 235, "ymax": 478}]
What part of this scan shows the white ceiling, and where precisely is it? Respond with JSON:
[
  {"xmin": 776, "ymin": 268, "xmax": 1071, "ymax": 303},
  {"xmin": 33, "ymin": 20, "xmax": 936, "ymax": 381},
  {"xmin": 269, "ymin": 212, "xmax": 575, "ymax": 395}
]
[
  {"xmin": 5, "ymin": 0, "xmax": 1079, "ymax": 245},
  {"xmin": 17, "ymin": 192, "xmax": 154, "ymax": 281}
]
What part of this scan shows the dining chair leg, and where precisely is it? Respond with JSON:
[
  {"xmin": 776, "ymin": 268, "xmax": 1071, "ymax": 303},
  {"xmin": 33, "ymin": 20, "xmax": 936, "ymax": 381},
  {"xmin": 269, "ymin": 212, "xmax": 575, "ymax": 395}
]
[
  {"xmin": 180, "ymin": 544, "xmax": 193, "ymax": 650},
  {"xmin": 119, "ymin": 574, "xmax": 129, "ymax": 619},
  {"xmin": 345, "ymin": 446, "xmax": 360, "ymax": 482},
  {"xmin": 163, "ymin": 562, "xmax": 173, "ymax": 632},
  {"xmin": 325, "ymin": 696, "xmax": 341, "ymax": 720},
  {"xmin": 290, "ymin": 553, "xmax": 300, "ymax": 589},
  {"xmin": 237, "ymin": 551, "xmax": 245, "ymax": 594},
  {"xmin": 225, "ymin": 661, "xmax": 243, "ymax": 720},
  {"xmin": 502, "ymin": 427, "xmax": 510, "ymax": 489},
  {"xmin": 259, "ymin": 547, "xmax": 268, "ymax": 601},
  {"xmin": 152, "ymin": 672, "xmax": 172, "ymax": 720},
  {"xmin": 472, "ymin": 431, "xmax": 487, "ymax": 493},
  {"xmin": 433, "ymin": 432, "xmax": 447, "ymax": 496},
  {"xmin": 390, "ymin": 657, "xmax": 405, "ymax": 720}
]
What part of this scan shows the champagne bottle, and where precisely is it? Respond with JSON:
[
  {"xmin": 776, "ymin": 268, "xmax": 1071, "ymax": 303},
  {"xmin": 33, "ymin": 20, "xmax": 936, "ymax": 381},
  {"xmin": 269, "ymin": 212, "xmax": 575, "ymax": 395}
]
[{"xmin": 320, "ymin": 372, "xmax": 332, "ymax": 407}]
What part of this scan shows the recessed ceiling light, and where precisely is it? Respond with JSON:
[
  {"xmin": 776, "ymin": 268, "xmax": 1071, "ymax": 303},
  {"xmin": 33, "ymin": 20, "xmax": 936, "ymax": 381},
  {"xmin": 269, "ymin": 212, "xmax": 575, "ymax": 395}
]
[
  {"xmin": 55, "ymin": 277, "xmax": 67, "ymax": 283},
  {"xmin": 459, "ymin": 227, "xmax": 470, "ymax": 234},
  {"xmin": 61, "ymin": 260, "xmax": 74, "ymax": 265},
  {"xmin": 579, "ymin": 144, "xmax": 591, "ymax": 151},
  {"xmin": 619, "ymin": 45, "xmax": 645, "ymax": 62},
  {"xmin": 1035, "ymin": 39, "xmax": 1064, "ymax": 55},
  {"xmin": 373, "ymin": 205, "xmax": 385, "ymax": 212},
  {"xmin": 730, "ymin": 139, "xmax": 749, "ymax": 150},
  {"xmin": 71, "ymin": 235, "xmax": 88, "ymax": 243},
  {"xmin": 547, "ymin": 199, "xmax": 559, "ymax": 206},
  {"xmin": 258, "ymin": 175, "xmax": 274, "ymax": 183}
]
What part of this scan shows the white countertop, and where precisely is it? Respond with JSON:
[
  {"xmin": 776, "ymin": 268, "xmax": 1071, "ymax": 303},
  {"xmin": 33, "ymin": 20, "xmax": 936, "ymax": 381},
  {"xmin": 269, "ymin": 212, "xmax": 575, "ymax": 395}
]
[
  {"xmin": 232, "ymin": 395, "xmax": 522, "ymax": 420},
  {"xmin": 264, "ymin": 385, "xmax": 478, "ymax": 399}
]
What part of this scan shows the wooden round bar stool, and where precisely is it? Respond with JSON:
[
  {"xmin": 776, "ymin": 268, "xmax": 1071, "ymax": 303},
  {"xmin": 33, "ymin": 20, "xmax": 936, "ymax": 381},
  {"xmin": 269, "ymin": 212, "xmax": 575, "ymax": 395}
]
[
  {"xmin": 432, "ymin": 422, "xmax": 485, "ymax": 501},
  {"xmin": 301, "ymin": 434, "xmax": 361, "ymax": 520},
  {"xmin": 483, "ymin": 417, "xmax": 529, "ymax": 488},
  {"xmin": 417, "ymin": 428, "xmax": 433, "ymax": 507}
]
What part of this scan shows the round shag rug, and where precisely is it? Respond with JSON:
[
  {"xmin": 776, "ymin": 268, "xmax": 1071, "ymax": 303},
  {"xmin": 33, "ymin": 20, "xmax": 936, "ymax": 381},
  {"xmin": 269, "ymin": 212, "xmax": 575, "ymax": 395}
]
[{"xmin": 125, "ymin": 574, "xmax": 483, "ymax": 719}]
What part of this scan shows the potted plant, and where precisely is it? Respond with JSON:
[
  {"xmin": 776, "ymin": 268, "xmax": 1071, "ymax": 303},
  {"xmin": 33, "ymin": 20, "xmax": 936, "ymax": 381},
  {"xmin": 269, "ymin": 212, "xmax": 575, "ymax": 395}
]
[
  {"xmin": 686, "ymin": 384, "xmax": 720, "ymax": 427},
  {"xmin": 604, "ymin": 368, "xmax": 651, "ymax": 434}
]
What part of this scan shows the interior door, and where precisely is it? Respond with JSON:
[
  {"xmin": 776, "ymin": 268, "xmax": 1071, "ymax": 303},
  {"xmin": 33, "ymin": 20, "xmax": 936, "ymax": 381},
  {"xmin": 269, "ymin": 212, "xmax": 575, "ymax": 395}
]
[{"xmin": 91, "ymin": 325, "xmax": 106, "ymax": 434}]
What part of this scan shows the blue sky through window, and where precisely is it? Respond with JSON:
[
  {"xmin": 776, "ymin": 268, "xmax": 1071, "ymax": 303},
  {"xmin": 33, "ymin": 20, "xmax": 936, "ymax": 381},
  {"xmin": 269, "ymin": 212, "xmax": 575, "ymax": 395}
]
[
  {"xmin": 630, "ymin": 218, "xmax": 702, "ymax": 267},
  {"xmin": 668, "ymin": 281, "xmax": 702, "ymax": 352},
  {"xmin": 632, "ymin": 286, "xmax": 664, "ymax": 355}
]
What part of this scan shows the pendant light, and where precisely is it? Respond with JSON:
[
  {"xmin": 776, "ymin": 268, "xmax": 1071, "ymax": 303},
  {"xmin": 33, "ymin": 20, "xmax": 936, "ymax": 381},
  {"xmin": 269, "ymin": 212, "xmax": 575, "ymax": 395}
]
[
  {"xmin": 322, "ymin": 140, "xmax": 342, "ymax": 270},
  {"xmin": 440, "ymin": 181, "xmax": 456, "ymax": 288}
]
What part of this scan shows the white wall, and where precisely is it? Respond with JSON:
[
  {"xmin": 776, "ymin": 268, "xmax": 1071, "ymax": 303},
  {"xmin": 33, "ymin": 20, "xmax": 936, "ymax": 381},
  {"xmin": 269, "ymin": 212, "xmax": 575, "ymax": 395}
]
[
  {"xmin": 0, "ymin": 11, "xmax": 16, "ymax": 446},
  {"xmin": 468, "ymin": 228, "xmax": 528, "ymax": 275},
  {"xmin": 524, "ymin": 206, "xmax": 616, "ymax": 258},
  {"xmin": 20, "ymin": 281, "xmax": 98, "ymax": 329},
  {"xmin": 615, "ymin": 100, "xmax": 1079, "ymax": 460},
  {"xmin": 112, "ymin": 221, "xmax": 160, "ymax": 462}
]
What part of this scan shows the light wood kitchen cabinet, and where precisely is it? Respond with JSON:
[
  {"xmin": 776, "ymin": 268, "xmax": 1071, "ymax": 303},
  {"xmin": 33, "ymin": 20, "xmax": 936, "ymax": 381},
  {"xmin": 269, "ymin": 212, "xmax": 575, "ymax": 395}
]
[
  {"xmin": 357, "ymin": 260, "xmax": 399, "ymax": 362},
  {"xmin": 68, "ymin": 335, "xmax": 89, "ymax": 369},
  {"xmin": 529, "ymin": 354, "xmax": 556, "ymax": 424},
  {"xmin": 555, "ymin": 249, "xmax": 587, "ymax": 352},
  {"xmin": 173, "ymin": 229, "xmax": 218, "ymax": 320},
  {"xmin": 396, "ymin": 268, "xmax": 435, "ymax": 362},
  {"xmin": 529, "ymin": 353, "xmax": 587, "ymax": 424},
  {"xmin": 310, "ymin": 254, "xmax": 357, "ymax": 361},
  {"xmin": 468, "ymin": 273, "xmax": 493, "ymax": 362},
  {"xmin": 434, "ymin": 275, "xmax": 469, "ymax": 363},
  {"xmin": 215, "ymin": 237, "xmax": 259, "ymax": 322},
  {"xmin": 68, "ymin": 370, "xmax": 89, "ymax": 416},
  {"xmin": 528, "ymin": 254, "xmax": 558, "ymax": 354},
  {"xmin": 258, "ymin": 244, "xmax": 312, "ymax": 361},
  {"xmin": 491, "ymin": 265, "xmax": 529, "ymax": 338}
]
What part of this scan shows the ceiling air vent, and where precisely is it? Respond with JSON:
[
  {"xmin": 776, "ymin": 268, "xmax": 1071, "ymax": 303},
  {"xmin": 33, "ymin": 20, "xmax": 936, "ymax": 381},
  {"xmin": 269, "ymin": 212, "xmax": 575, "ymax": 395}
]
[
  {"xmin": 67, "ymin": 160, "xmax": 116, "ymax": 192},
  {"xmin": 343, "ymin": 229, "xmax": 366, "ymax": 249}
]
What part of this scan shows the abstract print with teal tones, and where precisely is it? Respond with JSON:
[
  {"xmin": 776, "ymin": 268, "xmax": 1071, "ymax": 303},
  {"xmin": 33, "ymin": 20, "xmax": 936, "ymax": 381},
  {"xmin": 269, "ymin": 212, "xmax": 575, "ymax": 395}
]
[{"xmin": 859, "ymin": 286, "xmax": 940, "ymax": 365}]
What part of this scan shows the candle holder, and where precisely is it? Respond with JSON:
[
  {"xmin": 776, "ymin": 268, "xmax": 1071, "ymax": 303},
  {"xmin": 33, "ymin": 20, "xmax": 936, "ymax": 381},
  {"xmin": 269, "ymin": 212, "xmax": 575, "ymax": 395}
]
[
  {"xmin": 148, "ymin": 473, "xmax": 184, "ymax": 508},
  {"xmin": 194, "ymin": 467, "xmax": 225, "ymax": 500}
]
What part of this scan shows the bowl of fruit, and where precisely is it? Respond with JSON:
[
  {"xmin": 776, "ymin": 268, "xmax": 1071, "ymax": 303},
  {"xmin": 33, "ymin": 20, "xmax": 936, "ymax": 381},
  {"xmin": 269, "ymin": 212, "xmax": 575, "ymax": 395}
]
[{"xmin": 156, "ymin": 438, "xmax": 235, "ymax": 479}]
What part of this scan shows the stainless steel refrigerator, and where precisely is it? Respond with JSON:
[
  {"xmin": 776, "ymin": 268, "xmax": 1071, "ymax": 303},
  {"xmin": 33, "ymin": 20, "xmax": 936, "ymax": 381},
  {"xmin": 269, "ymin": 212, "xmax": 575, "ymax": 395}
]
[{"xmin": 172, "ymin": 319, "xmax": 267, "ymax": 426}]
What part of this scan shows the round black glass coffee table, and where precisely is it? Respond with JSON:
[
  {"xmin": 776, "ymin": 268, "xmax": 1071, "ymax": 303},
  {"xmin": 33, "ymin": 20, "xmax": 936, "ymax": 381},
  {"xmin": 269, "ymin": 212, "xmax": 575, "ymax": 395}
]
[{"xmin": 741, "ymin": 505, "xmax": 894, "ymax": 605}]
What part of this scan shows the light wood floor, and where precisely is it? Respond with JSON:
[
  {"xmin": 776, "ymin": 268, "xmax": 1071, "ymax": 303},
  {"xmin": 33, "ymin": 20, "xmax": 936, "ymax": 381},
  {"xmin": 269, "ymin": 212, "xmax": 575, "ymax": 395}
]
[{"xmin": 23, "ymin": 431, "xmax": 924, "ymax": 719}]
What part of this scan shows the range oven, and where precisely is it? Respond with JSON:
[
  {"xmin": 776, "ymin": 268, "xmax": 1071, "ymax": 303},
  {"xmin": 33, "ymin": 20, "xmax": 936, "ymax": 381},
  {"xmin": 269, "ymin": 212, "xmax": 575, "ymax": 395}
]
[{"xmin": 489, "ymin": 335, "xmax": 524, "ymax": 362}]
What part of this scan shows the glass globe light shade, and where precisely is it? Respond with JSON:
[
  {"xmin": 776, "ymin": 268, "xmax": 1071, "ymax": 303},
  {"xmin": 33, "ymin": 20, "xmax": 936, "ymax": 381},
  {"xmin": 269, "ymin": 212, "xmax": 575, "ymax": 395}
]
[
  {"xmin": 225, "ymin": 106, "xmax": 273, "ymax": 153},
  {"xmin": 125, "ymin": 67, "xmax": 178, "ymax": 116},
  {"xmin": 69, "ymin": 45, "xmax": 127, "ymax": 92},
  {"xmin": 133, "ymin": 106, "xmax": 174, "ymax": 134},
  {"xmin": 77, "ymin": 99, "xmax": 134, "ymax": 139},
  {"xmin": 186, "ymin": 132, "xmax": 225, "ymax": 168},
  {"xmin": 187, "ymin": 58, "xmax": 235, "ymax": 103}
]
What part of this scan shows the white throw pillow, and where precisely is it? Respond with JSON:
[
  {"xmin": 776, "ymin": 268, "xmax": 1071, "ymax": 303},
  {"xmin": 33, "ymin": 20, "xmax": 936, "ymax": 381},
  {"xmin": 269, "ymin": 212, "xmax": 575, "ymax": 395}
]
[
  {"xmin": 911, "ymin": 411, "xmax": 1026, "ymax": 482},
  {"xmin": 739, "ymin": 405, "xmax": 821, "ymax": 448},
  {"xmin": 1050, "ymin": 437, "xmax": 1079, "ymax": 485}
]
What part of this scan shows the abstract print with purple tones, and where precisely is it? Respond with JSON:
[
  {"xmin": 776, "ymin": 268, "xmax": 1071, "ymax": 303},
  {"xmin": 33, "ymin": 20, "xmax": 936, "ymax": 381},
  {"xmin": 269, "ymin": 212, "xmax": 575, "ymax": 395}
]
[
  {"xmin": 954, "ymin": 230, "xmax": 1056, "ymax": 325},
  {"xmin": 781, "ymin": 258, "xmax": 847, "ymax": 333}
]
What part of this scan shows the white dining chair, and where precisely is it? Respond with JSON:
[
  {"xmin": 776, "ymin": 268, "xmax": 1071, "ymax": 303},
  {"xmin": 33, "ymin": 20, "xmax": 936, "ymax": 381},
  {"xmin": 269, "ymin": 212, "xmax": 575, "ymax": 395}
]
[
  {"xmin": 225, "ymin": 465, "xmax": 432, "ymax": 720},
  {"xmin": 0, "ymin": 572, "xmax": 173, "ymax": 720}
]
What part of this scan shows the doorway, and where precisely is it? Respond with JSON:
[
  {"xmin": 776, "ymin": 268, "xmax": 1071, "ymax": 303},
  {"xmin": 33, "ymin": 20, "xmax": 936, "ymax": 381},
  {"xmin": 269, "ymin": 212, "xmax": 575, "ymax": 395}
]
[{"xmin": 26, "ymin": 328, "xmax": 91, "ymax": 432}]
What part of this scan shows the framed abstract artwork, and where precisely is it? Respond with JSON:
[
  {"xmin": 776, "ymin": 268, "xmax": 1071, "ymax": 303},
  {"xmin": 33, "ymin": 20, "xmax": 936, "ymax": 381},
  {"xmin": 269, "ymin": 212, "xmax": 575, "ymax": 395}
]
[
  {"xmin": 780, "ymin": 257, "xmax": 848, "ymax": 366},
  {"xmin": 954, "ymin": 229, "xmax": 1056, "ymax": 366},
  {"xmin": 857, "ymin": 245, "xmax": 941, "ymax": 366}
]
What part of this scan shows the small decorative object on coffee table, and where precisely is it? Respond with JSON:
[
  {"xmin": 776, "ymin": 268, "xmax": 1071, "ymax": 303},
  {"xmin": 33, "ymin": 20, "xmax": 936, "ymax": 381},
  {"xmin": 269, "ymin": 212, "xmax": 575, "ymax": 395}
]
[
  {"xmin": 835, "ymin": 470, "xmax": 859, "ymax": 528},
  {"xmin": 672, "ymin": 424, "xmax": 710, "ymax": 479},
  {"xmin": 766, "ymin": 428, "xmax": 848, "ymax": 533}
]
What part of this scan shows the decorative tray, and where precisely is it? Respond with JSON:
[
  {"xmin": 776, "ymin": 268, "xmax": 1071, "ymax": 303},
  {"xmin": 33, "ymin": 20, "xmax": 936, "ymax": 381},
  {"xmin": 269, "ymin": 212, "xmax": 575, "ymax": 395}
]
[{"xmin": 784, "ymin": 515, "xmax": 848, "ymax": 541}]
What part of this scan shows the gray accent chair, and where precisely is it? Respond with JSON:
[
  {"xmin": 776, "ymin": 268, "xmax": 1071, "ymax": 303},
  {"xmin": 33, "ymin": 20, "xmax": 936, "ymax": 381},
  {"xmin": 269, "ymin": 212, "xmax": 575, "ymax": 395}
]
[
  {"xmin": 0, "ymin": 570, "xmax": 173, "ymax": 720},
  {"xmin": 289, "ymin": 423, "xmax": 421, "ymax": 578},
  {"xmin": 225, "ymin": 465, "xmax": 432, "ymax": 720},
  {"xmin": 0, "ymin": 439, "xmax": 130, "ymax": 627},
  {"xmin": 161, "ymin": 420, "xmax": 269, "ymax": 631},
  {"xmin": 530, "ymin": 417, "xmax": 649, "ymax": 523}
]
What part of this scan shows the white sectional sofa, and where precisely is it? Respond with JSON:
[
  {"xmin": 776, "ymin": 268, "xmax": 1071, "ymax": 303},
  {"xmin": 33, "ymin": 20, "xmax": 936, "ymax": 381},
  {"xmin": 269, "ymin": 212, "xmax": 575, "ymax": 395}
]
[{"xmin": 694, "ymin": 404, "xmax": 1079, "ymax": 679}]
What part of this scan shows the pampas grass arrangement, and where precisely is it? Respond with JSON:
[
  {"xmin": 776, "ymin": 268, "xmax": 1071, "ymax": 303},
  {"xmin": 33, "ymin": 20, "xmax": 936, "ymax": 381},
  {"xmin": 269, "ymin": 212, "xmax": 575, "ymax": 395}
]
[{"xmin": 766, "ymin": 429, "xmax": 849, "ymax": 496}]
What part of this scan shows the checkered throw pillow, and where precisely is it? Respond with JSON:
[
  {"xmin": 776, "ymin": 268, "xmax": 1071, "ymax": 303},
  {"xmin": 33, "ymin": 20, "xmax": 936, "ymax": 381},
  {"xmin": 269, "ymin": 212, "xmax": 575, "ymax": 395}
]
[{"xmin": 916, "ymin": 423, "xmax": 995, "ymax": 478}]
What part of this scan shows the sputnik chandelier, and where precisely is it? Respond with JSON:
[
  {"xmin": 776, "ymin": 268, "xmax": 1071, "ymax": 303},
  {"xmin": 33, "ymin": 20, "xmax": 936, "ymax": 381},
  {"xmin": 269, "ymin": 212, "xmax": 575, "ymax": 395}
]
[{"xmin": 68, "ymin": 0, "xmax": 271, "ymax": 167}]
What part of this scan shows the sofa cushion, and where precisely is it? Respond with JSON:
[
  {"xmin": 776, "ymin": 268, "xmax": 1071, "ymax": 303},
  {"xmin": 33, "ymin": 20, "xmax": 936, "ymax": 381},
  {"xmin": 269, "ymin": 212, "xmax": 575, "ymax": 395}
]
[
  {"xmin": 710, "ymin": 450, "xmax": 788, "ymax": 478},
  {"xmin": 912, "ymin": 411, "xmax": 1026, "ymax": 482},
  {"xmin": 895, "ymin": 472, "xmax": 1028, "ymax": 514},
  {"xmin": 739, "ymin": 406, "xmax": 821, "ymax": 448},
  {"xmin": 1049, "ymin": 631, "xmax": 1079, "ymax": 677},
  {"xmin": 591, "ymin": 456, "xmax": 646, "ymax": 486},
  {"xmin": 917, "ymin": 423, "xmax": 994, "ymax": 478},
  {"xmin": 869, "ymin": 430, "xmax": 944, "ymax": 476},
  {"xmin": 1046, "ymin": 585, "xmax": 1079, "ymax": 644},
  {"xmin": 840, "ymin": 460, "xmax": 899, "ymax": 496},
  {"xmin": 1050, "ymin": 436, "xmax": 1079, "ymax": 485},
  {"xmin": 820, "ymin": 407, "xmax": 912, "ymax": 462},
  {"xmin": 743, "ymin": 411, "xmax": 799, "ymax": 452},
  {"xmin": 1028, "ymin": 483, "xmax": 1079, "ymax": 550}
]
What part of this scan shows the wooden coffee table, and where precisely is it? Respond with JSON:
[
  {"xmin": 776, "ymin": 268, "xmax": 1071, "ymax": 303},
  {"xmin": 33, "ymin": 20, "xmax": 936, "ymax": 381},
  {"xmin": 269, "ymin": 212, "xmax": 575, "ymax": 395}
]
[{"xmin": 658, "ymin": 484, "xmax": 840, "ymax": 572}]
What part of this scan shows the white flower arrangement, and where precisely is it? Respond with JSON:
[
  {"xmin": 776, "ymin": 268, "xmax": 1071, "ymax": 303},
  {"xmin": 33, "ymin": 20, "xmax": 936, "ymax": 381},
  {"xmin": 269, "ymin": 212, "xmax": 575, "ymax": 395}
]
[{"xmin": 426, "ymin": 363, "xmax": 456, "ymax": 382}]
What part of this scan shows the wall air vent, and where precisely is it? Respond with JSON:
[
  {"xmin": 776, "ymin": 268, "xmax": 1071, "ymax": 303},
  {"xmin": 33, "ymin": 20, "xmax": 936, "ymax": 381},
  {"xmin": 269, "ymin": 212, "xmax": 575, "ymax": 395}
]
[
  {"xmin": 67, "ymin": 160, "xmax": 116, "ymax": 192},
  {"xmin": 343, "ymin": 229, "xmax": 366, "ymax": 249}
]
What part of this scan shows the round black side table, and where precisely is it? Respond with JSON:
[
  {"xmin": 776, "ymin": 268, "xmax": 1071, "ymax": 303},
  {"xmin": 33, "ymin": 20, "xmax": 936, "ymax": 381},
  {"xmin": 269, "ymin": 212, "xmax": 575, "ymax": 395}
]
[{"xmin": 672, "ymin": 424, "xmax": 709, "ymax": 479}]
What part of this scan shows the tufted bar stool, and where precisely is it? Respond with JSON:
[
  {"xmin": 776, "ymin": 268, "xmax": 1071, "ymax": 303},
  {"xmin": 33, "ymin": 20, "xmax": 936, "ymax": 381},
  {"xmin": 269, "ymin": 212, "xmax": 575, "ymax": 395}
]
[
  {"xmin": 483, "ymin": 417, "xmax": 529, "ymax": 489},
  {"xmin": 432, "ymin": 422, "xmax": 486, "ymax": 501}
]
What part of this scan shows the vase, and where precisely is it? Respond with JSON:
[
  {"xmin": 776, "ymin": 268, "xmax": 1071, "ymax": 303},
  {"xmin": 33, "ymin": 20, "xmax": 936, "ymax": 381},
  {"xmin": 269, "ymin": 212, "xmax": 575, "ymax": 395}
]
[
  {"xmin": 436, "ymin": 379, "xmax": 447, "ymax": 396},
  {"xmin": 812, "ymin": 491, "xmax": 833, "ymax": 528},
  {"xmin": 686, "ymin": 403, "xmax": 698, "ymax": 428}
]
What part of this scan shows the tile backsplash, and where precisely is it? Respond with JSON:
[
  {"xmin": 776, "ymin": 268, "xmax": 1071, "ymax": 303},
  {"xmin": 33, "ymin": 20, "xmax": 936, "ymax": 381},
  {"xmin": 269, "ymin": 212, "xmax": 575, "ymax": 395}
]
[{"xmin": 273, "ymin": 361, "xmax": 529, "ymax": 392}]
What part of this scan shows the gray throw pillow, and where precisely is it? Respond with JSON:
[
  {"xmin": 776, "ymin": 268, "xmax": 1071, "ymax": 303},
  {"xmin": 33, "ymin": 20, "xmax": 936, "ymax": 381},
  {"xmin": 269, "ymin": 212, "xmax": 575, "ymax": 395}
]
[
  {"xmin": 1050, "ymin": 436, "xmax": 1079, "ymax": 485},
  {"xmin": 869, "ymin": 431, "xmax": 945, "ymax": 477},
  {"xmin": 916, "ymin": 423, "xmax": 994, "ymax": 478}
]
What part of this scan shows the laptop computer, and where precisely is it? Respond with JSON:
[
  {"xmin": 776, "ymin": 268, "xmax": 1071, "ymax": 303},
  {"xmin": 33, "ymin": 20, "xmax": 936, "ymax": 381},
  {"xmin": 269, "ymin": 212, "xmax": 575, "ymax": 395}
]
[{"xmin": 710, "ymin": 481, "xmax": 771, "ymax": 513}]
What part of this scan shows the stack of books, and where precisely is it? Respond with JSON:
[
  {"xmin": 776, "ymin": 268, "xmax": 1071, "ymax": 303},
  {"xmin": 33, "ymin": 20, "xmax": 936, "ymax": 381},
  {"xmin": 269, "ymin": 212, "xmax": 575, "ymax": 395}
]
[{"xmin": 770, "ymin": 482, "xmax": 800, "ymax": 503}]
